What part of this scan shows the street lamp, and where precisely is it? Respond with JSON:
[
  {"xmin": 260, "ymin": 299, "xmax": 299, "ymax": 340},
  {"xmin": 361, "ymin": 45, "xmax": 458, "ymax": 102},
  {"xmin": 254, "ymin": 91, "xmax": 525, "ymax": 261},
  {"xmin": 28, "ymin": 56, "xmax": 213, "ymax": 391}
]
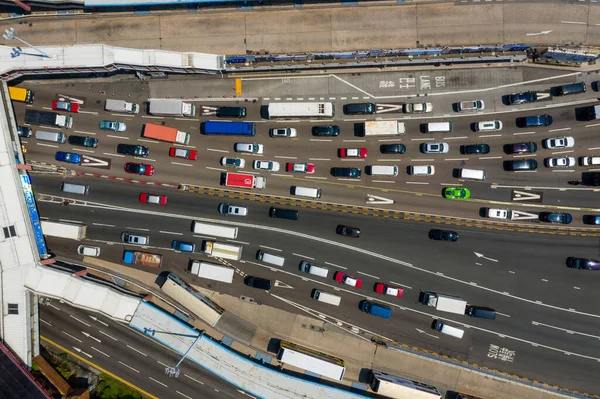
[
  {"xmin": 144, "ymin": 328, "xmax": 204, "ymax": 378},
  {"xmin": 3, "ymin": 27, "xmax": 51, "ymax": 59}
]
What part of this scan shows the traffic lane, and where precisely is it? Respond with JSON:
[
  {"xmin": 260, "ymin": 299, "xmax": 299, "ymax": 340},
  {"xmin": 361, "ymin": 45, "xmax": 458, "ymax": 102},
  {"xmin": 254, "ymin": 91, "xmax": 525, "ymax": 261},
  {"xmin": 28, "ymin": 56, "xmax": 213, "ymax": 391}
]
[
  {"xmin": 465, "ymin": 319, "xmax": 599, "ymax": 394},
  {"xmin": 40, "ymin": 301, "xmax": 241, "ymax": 398},
  {"xmin": 37, "ymin": 188, "xmax": 600, "ymax": 311}
]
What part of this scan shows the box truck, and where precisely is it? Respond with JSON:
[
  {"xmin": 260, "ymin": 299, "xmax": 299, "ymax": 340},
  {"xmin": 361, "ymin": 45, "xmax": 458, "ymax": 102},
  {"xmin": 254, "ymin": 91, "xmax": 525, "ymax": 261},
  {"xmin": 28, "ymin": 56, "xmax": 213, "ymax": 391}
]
[
  {"xmin": 149, "ymin": 100, "xmax": 195, "ymax": 117},
  {"xmin": 142, "ymin": 123, "xmax": 190, "ymax": 145},
  {"xmin": 418, "ymin": 291, "xmax": 467, "ymax": 315}
]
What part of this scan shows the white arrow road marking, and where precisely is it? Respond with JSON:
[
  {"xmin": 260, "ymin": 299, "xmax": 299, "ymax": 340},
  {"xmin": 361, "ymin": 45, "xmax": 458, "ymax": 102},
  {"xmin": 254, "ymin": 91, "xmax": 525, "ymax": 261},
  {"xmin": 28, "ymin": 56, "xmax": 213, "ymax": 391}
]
[
  {"xmin": 512, "ymin": 190, "xmax": 542, "ymax": 201},
  {"xmin": 526, "ymin": 30, "xmax": 553, "ymax": 36},
  {"xmin": 274, "ymin": 280, "xmax": 294, "ymax": 289},
  {"xmin": 416, "ymin": 328, "xmax": 439, "ymax": 339},
  {"xmin": 367, "ymin": 194, "xmax": 394, "ymax": 204},
  {"xmin": 80, "ymin": 155, "xmax": 109, "ymax": 167},
  {"xmin": 81, "ymin": 331, "xmax": 101, "ymax": 343},
  {"xmin": 510, "ymin": 210, "xmax": 539, "ymax": 220},
  {"xmin": 474, "ymin": 252, "xmax": 498, "ymax": 263},
  {"xmin": 73, "ymin": 347, "xmax": 93, "ymax": 358}
]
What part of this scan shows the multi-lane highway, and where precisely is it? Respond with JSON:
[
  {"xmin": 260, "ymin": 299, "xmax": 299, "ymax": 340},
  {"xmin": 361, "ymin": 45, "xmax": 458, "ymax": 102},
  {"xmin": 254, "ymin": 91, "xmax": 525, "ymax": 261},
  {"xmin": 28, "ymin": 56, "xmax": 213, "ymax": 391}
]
[
  {"xmin": 35, "ymin": 171, "xmax": 600, "ymax": 393},
  {"xmin": 39, "ymin": 298, "xmax": 243, "ymax": 398},
  {"xmin": 21, "ymin": 65, "xmax": 600, "ymax": 395}
]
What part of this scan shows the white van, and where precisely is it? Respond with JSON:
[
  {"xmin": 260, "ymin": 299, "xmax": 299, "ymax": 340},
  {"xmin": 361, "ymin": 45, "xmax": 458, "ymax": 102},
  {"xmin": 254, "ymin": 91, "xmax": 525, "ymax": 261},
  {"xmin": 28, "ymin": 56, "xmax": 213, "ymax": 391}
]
[
  {"xmin": 299, "ymin": 261, "xmax": 329, "ymax": 278},
  {"xmin": 61, "ymin": 182, "xmax": 89, "ymax": 195},
  {"xmin": 459, "ymin": 168, "xmax": 486, "ymax": 181},
  {"xmin": 36, "ymin": 130, "xmax": 66, "ymax": 144},
  {"xmin": 256, "ymin": 250, "xmax": 285, "ymax": 267},
  {"xmin": 424, "ymin": 122, "xmax": 453, "ymax": 133},
  {"xmin": 291, "ymin": 186, "xmax": 322, "ymax": 199},
  {"xmin": 433, "ymin": 320, "xmax": 464, "ymax": 339},
  {"xmin": 311, "ymin": 289, "xmax": 341, "ymax": 306},
  {"xmin": 104, "ymin": 99, "xmax": 139, "ymax": 114},
  {"xmin": 408, "ymin": 165, "xmax": 435, "ymax": 176},
  {"xmin": 189, "ymin": 260, "xmax": 234, "ymax": 283},
  {"xmin": 191, "ymin": 221, "xmax": 238, "ymax": 239},
  {"xmin": 367, "ymin": 165, "xmax": 398, "ymax": 177}
]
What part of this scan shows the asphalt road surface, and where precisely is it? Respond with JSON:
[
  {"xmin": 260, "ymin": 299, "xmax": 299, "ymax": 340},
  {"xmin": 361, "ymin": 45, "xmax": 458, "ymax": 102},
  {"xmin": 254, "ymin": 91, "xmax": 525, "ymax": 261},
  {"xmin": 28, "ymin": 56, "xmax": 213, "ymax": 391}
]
[
  {"xmin": 39, "ymin": 298, "xmax": 244, "ymax": 398},
  {"xmin": 34, "ymin": 172, "xmax": 600, "ymax": 393}
]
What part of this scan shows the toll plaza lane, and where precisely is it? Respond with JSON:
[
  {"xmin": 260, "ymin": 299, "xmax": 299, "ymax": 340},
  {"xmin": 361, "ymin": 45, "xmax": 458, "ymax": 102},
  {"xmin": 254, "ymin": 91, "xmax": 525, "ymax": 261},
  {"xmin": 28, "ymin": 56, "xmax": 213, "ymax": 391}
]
[
  {"xmin": 39, "ymin": 298, "xmax": 241, "ymax": 398},
  {"xmin": 20, "ymin": 74, "xmax": 600, "ymax": 225}
]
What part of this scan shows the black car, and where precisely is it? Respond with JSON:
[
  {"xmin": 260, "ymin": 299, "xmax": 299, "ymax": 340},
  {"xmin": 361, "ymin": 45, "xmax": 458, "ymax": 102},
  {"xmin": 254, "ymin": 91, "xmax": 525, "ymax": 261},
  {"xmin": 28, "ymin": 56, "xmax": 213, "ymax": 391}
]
[
  {"xmin": 380, "ymin": 144, "xmax": 406, "ymax": 154},
  {"xmin": 269, "ymin": 207, "xmax": 298, "ymax": 220},
  {"xmin": 312, "ymin": 125, "xmax": 340, "ymax": 136},
  {"xmin": 117, "ymin": 144, "xmax": 149, "ymax": 157},
  {"xmin": 17, "ymin": 126, "xmax": 32, "ymax": 138},
  {"xmin": 336, "ymin": 224, "xmax": 361, "ymax": 238},
  {"xmin": 583, "ymin": 215, "xmax": 600, "ymax": 225},
  {"xmin": 343, "ymin": 103, "xmax": 375, "ymax": 115},
  {"xmin": 566, "ymin": 257, "xmax": 600, "ymax": 270},
  {"xmin": 461, "ymin": 144, "xmax": 490, "ymax": 155},
  {"xmin": 508, "ymin": 91, "xmax": 537, "ymax": 105},
  {"xmin": 68, "ymin": 135, "xmax": 99, "ymax": 148},
  {"xmin": 503, "ymin": 159, "xmax": 537, "ymax": 171},
  {"xmin": 331, "ymin": 167, "xmax": 361, "ymax": 178},
  {"xmin": 428, "ymin": 229, "xmax": 459, "ymax": 242},
  {"xmin": 244, "ymin": 276, "xmax": 273, "ymax": 289},
  {"xmin": 504, "ymin": 142, "xmax": 537, "ymax": 154},
  {"xmin": 539, "ymin": 212, "xmax": 572, "ymax": 224}
]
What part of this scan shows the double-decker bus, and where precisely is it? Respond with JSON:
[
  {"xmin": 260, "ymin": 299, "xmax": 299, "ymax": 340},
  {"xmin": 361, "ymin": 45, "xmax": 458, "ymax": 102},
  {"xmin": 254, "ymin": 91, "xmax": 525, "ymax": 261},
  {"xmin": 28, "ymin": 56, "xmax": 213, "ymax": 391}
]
[
  {"xmin": 267, "ymin": 102, "xmax": 334, "ymax": 119},
  {"xmin": 369, "ymin": 369, "xmax": 442, "ymax": 399},
  {"xmin": 277, "ymin": 340, "xmax": 345, "ymax": 381}
]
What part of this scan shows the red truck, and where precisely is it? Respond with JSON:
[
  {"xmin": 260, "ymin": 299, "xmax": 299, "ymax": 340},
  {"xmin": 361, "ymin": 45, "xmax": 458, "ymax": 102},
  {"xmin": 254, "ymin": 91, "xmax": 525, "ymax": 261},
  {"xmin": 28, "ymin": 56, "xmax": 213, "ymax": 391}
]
[
  {"xmin": 143, "ymin": 123, "xmax": 190, "ymax": 145},
  {"xmin": 223, "ymin": 172, "xmax": 266, "ymax": 189}
]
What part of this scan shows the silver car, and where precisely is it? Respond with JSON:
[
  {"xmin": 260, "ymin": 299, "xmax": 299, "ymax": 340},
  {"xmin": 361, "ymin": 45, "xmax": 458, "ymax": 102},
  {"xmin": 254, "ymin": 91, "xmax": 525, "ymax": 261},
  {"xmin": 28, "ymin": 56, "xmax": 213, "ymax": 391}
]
[
  {"xmin": 218, "ymin": 203, "xmax": 248, "ymax": 216},
  {"xmin": 234, "ymin": 142, "xmax": 264, "ymax": 154},
  {"xmin": 420, "ymin": 142, "xmax": 449, "ymax": 154}
]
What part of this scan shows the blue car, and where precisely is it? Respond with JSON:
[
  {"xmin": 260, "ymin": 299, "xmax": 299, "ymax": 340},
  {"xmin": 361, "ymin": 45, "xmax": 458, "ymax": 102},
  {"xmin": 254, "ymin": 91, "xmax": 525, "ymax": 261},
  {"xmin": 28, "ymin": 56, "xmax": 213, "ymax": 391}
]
[
  {"xmin": 539, "ymin": 212, "xmax": 572, "ymax": 224},
  {"xmin": 55, "ymin": 151, "xmax": 81, "ymax": 164},
  {"xmin": 171, "ymin": 240, "xmax": 195, "ymax": 252}
]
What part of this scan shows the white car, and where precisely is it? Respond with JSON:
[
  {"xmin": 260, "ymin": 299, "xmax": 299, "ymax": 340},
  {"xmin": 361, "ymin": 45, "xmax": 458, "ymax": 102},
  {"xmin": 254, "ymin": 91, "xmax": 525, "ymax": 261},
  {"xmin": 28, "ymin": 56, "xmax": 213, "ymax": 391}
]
[
  {"xmin": 420, "ymin": 142, "xmax": 449, "ymax": 154},
  {"xmin": 220, "ymin": 157, "xmax": 246, "ymax": 168},
  {"xmin": 543, "ymin": 136, "xmax": 575, "ymax": 149},
  {"xmin": 253, "ymin": 160, "xmax": 280, "ymax": 171},
  {"xmin": 403, "ymin": 102, "xmax": 432, "ymax": 113},
  {"xmin": 579, "ymin": 156, "xmax": 600, "ymax": 166},
  {"xmin": 269, "ymin": 128, "xmax": 297, "ymax": 138},
  {"xmin": 77, "ymin": 245, "xmax": 101, "ymax": 257},
  {"xmin": 408, "ymin": 165, "xmax": 435, "ymax": 176},
  {"xmin": 487, "ymin": 209, "xmax": 509, "ymax": 220},
  {"xmin": 544, "ymin": 157, "xmax": 576, "ymax": 168},
  {"xmin": 234, "ymin": 142, "xmax": 264, "ymax": 154},
  {"xmin": 475, "ymin": 120, "xmax": 503, "ymax": 132}
]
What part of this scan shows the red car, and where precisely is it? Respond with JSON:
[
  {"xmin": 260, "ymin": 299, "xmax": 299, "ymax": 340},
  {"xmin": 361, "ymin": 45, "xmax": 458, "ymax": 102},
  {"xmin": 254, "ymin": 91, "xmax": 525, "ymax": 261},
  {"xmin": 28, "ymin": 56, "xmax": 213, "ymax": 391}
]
[
  {"xmin": 124, "ymin": 162, "xmax": 154, "ymax": 176},
  {"xmin": 139, "ymin": 193, "xmax": 167, "ymax": 205},
  {"xmin": 169, "ymin": 147, "xmax": 198, "ymax": 160},
  {"xmin": 285, "ymin": 162, "xmax": 315, "ymax": 174},
  {"xmin": 52, "ymin": 100, "xmax": 79, "ymax": 113},
  {"xmin": 333, "ymin": 271, "xmax": 362, "ymax": 289},
  {"xmin": 374, "ymin": 283, "xmax": 403, "ymax": 297},
  {"xmin": 339, "ymin": 148, "xmax": 367, "ymax": 158}
]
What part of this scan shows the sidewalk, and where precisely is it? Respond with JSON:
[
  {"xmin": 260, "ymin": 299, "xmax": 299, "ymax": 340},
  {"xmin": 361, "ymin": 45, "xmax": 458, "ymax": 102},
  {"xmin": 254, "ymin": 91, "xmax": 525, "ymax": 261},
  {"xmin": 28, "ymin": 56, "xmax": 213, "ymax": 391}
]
[{"xmin": 82, "ymin": 257, "xmax": 580, "ymax": 399}]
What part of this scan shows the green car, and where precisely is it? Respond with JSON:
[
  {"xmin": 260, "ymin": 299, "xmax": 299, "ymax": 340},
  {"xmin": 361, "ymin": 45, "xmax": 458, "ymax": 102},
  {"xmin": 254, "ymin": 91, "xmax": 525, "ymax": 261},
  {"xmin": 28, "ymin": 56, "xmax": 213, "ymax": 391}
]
[{"xmin": 444, "ymin": 187, "xmax": 471, "ymax": 200}]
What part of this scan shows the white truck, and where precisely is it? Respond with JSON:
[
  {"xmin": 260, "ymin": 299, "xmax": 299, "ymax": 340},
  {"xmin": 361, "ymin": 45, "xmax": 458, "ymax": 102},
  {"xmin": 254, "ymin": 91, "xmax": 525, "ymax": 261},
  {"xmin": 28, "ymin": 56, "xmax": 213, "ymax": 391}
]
[
  {"xmin": 202, "ymin": 241, "xmax": 243, "ymax": 261},
  {"xmin": 363, "ymin": 120, "xmax": 405, "ymax": 136},
  {"xmin": 189, "ymin": 260, "xmax": 234, "ymax": 283},
  {"xmin": 487, "ymin": 208, "xmax": 515, "ymax": 220},
  {"xmin": 418, "ymin": 291, "xmax": 467, "ymax": 315},
  {"xmin": 41, "ymin": 221, "xmax": 87, "ymax": 240},
  {"xmin": 105, "ymin": 99, "xmax": 139, "ymax": 114},
  {"xmin": 149, "ymin": 100, "xmax": 196, "ymax": 117}
]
